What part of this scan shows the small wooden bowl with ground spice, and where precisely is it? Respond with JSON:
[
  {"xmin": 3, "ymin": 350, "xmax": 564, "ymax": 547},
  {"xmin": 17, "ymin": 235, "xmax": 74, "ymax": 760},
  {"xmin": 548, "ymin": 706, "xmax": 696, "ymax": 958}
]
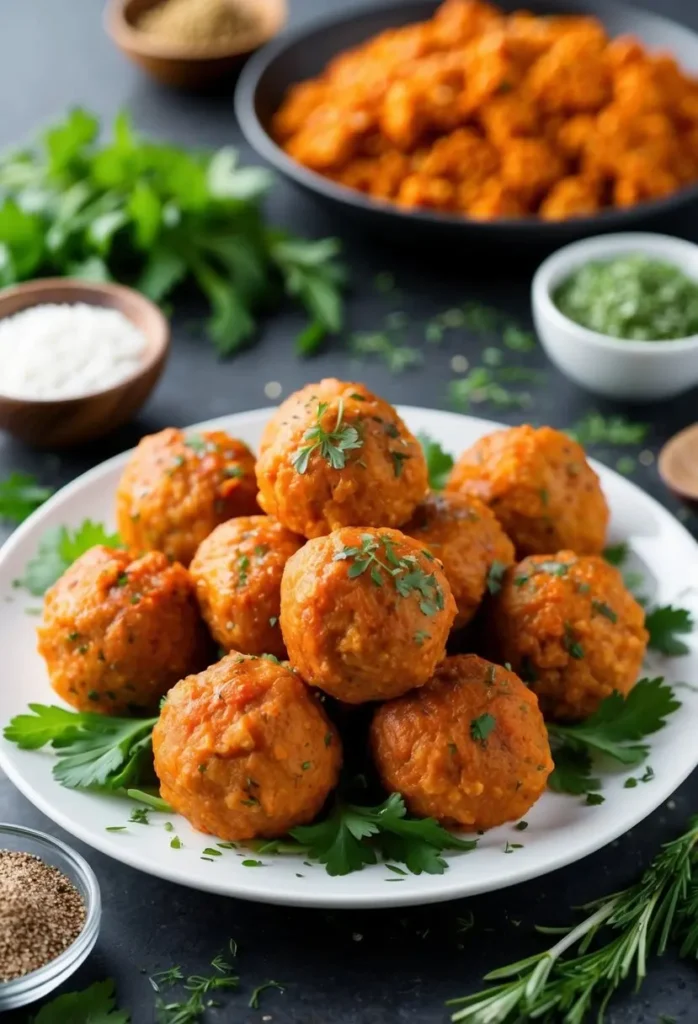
[
  {"xmin": 106, "ymin": 0, "xmax": 287, "ymax": 89},
  {"xmin": 0, "ymin": 824, "xmax": 100, "ymax": 1010}
]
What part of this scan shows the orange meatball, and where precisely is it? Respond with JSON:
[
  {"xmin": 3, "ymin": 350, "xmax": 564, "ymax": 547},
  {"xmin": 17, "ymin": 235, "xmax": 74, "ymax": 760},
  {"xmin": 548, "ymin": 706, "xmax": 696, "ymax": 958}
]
[
  {"xmin": 447, "ymin": 425, "xmax": 609, "ymax": 557},
  {"xmin": 371, "ymin": 654, "xmax": 553, "ymax": 830},
  {"xmin": 280, "ymin": 527, "xmax": 456, "ymax": 704},
  {"xmin": 37, "ymin": 546, "xmax": 209, "ymax": 715},
  {"xmin": 488, "ymin": 552, "xmax": 648, "ymax": 720},
  {"xmin": 404, "ymin": 492, "xmax": 515, "ymax": 628},
  {"xmin": 190, "ymin": 516, "xmax": 304, "ymax": 659},
  {"xmin": 116, "ymin": 428, "xmax": 258, "ymax": 567},
  {"xmin": 153, "ymin": 653, "xmax": 342, "ymax": 841},
  {"xmin": 256, "ymin": 379, "xmax": 427, "ymax": 539}
]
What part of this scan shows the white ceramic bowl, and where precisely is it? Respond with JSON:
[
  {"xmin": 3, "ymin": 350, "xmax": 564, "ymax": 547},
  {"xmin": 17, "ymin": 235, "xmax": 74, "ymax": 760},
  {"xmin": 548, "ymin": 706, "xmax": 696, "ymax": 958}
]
[{"xmin": 531, "ymin": 232, "xmax": 698, "ymax": 402}]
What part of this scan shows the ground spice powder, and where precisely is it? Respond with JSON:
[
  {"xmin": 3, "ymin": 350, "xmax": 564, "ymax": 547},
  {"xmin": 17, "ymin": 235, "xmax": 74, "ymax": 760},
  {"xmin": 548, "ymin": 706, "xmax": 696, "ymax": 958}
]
[
  {"xmin": 0, "ymin": 850, "xmax": 86, "ymax": 982},
  {"xmin": 136, "ymin": 0, "xmax": 255, "ymax": 49}
]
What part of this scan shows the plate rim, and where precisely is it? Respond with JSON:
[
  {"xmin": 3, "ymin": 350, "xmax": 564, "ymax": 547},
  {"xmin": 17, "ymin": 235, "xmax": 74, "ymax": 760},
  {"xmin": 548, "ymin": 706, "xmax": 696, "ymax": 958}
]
[{"xmin": 0, "ymin": 404, "xmax": 696, "ymax": 908}]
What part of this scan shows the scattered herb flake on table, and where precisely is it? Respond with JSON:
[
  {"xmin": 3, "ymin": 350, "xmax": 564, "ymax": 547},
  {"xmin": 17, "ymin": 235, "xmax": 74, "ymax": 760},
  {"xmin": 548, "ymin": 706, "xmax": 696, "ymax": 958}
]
[{"xmin": 566, "ymin": 412, "xmax": 649, "ymax": 447}]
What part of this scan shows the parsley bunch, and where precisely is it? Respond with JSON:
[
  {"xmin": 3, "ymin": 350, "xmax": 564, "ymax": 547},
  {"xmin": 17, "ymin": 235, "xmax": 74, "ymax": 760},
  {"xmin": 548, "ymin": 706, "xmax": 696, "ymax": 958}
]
[{"xmin": 0, "ymin": 109, "xmax": 346, "ymax": 355}]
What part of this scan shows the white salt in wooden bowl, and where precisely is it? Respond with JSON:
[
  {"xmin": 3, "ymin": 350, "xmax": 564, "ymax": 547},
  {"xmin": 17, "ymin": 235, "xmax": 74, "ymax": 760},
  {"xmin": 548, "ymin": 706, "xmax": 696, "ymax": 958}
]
[{"xmin": 0, "ymin": 279, "xmax": 170, "ymax": 448}]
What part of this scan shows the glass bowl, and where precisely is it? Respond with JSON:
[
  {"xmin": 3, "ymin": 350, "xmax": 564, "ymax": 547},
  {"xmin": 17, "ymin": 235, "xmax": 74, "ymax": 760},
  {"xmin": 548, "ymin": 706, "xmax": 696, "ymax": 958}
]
[{"xmin": 0, "ymin": 823, "xmax": 101, "ymax": 1010}]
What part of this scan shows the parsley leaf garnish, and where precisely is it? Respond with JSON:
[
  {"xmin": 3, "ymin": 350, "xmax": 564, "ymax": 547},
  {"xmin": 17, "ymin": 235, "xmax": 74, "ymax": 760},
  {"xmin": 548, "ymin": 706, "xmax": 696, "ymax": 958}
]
[
  {"xmin": 563, "ymin": 623, "xmax": 584, "ymax": 660},
  {"xmin": 592, "ymin": 599, "xmax": 617, "ymax": 623},
  {"xmin": 470, "ymin": 713, "xmax": 496, "ymax": 745},
  {"xmin": 645, "ymin": 605, "xmax": 694, "ymax": 656},
  {"xmin": 603, "ymin": 542, "xmax": 629, "ymax": 566},
  {"xmin": 601, "ymin": 544, "xmax": 626, "ymax": 569},
  {"xmin": 547, "ymin": 677, "xmax": 680, "ymax": 794},
  {"xmin": 19, "ymin": 520, "xmax": 122, "ymax": 595},
  {"xmin": 3, "ymin": 704, "xmax": 157, "ymax": 790},
  {"xmin": 0, "ymin": 472, "xmax": 53, "ymax": 524},
  {"xmin": 418, "ymin": 433, "xmax": 454, "ymax": 490},
  {"xmin": 334, "ymin": 533, "xmax": 445, "ymax": 616},
  {"xmin": 289, "ymin": 793, "xmax": 476, "ymax": 876},
  {"xmin": 33, "ymin": 979, "xmax": 129, "ymax": 1023},
  {"xmin": 486, "ymin": 560, "xmax": 508, "ymax": 595},
  {"xmin": 292, "ymin": 399, "xmax": 362, "ymax": 473}
]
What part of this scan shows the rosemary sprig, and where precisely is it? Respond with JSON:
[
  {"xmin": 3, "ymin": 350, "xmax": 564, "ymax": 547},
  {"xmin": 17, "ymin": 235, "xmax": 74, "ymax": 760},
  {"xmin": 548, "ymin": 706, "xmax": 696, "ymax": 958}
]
[
  {"xmin": 292, "ymin": 398, "xmax": 362, "ymax": 473},
  {"xmin": 447, "ymin": 817, "xmax": 698, "ymax": 1023}
]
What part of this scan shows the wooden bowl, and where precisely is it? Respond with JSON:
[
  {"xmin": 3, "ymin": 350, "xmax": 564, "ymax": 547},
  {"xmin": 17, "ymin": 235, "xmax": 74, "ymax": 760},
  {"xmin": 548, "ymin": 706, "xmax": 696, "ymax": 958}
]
[
  {"xmin": 105, "ymin": 0, "xmax": 287, "ymax": 89},
  {"xmin": 0, "ymin": 279, "xmax": 170, "ymax": 448}
]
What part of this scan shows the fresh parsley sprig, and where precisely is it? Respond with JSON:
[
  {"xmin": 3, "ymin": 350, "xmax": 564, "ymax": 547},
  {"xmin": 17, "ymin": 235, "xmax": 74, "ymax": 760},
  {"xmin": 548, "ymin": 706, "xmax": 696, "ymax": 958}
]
[
  {"xmin": 292, "ymin": 398, "xmax": 362, "ymax": 473},
  {"xmin": 32, "ymin": 979, "xmax": 129, "ymax": 1023},
  {"xmin": 0, "ymin": 109, "xmax": 346, "ymax": 355},
  {"xmin": 4, "ymin": 704, "xmax": 157, "ymax": 791},
  {"xmin": 0, "ymin": 472, "xmax": 53, "ymax": 524},
  {"xmin": 447, "ymin": 817, "xmax": 698, "ymax": 1023},
  {"xmin": 547, "ymin": 678, "xmax": 680, "ymax": 795},
  {"xmin": 418, "ymin": 433, "xmax": 454, "ymax": 490},
  {"xmin": 18, "ymin": 519, "xmax": 122, "ymax": 595},
  {"xmin": 289, "ymin": 793, "xmax": 477, "ymax": 876},
  {"xmin": 645, "ymin": 605, "xmax": 694, "ymax": 656}
]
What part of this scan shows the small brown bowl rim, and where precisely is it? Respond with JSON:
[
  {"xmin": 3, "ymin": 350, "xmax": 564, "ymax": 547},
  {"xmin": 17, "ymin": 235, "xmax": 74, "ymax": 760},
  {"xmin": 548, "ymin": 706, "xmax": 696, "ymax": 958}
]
[
  {"xmin": 105, "ymin": 0, "xmax": 286, "ymax": 63},
  {"xmin": 0, "ymin": 277, "xmax": 170, "ymax": 407}
]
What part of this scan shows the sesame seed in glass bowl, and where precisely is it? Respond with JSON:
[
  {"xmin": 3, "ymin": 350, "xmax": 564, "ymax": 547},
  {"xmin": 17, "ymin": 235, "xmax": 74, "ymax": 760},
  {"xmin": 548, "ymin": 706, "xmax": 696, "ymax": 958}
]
[{"xmin": 0, "ymin": 823, "xmax": 101, "ymax": 1011}]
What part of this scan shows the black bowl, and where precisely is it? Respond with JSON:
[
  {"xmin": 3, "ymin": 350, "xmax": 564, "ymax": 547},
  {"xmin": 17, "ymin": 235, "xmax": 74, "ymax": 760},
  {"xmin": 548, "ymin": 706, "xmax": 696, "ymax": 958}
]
[{"xmin": 235, "ymin": 0, "xmax": 698, "ymax": 249}]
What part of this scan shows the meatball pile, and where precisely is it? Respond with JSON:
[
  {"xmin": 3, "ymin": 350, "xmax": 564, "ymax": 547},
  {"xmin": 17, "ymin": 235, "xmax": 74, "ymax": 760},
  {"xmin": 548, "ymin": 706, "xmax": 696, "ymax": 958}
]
[{"xmin": 35, "ymin": 380, "xmax": 647, "ymax": 849}]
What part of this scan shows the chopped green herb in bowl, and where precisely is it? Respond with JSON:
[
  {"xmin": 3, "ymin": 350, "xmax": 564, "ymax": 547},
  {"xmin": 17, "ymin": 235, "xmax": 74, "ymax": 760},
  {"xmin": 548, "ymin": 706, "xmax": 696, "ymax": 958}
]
[{"xmin": 553, "ymin": 255, "xmax": 698, "ymax": 341}]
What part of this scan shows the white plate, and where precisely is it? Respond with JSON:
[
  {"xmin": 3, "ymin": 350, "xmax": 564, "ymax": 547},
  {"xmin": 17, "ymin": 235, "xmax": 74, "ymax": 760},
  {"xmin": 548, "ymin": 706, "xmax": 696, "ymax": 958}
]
[{"xmin": 0, "ymin": 407, "xmax": 696, "ymax": 908}]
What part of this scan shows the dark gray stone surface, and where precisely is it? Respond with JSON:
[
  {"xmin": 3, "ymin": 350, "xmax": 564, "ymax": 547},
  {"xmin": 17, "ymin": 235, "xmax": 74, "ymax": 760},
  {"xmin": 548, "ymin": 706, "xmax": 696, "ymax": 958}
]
[{"xmin": 0, "ymin": 1, "xmax": 697, "ymax": 1020}]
